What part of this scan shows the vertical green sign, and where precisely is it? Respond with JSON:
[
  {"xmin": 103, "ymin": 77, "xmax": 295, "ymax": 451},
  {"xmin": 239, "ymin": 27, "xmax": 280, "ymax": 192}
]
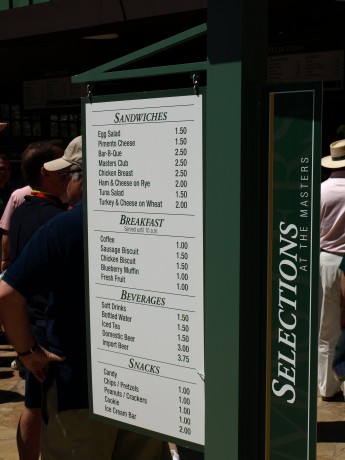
[{"xmin": 266, "ymin": 87, "xmax": 321, "ymax": 460}]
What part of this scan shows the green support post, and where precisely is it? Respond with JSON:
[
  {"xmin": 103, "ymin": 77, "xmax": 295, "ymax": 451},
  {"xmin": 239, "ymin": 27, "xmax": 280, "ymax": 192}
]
[{"xmin": 206, "ymin": 0, "xmax": 267, "ymax": 459}]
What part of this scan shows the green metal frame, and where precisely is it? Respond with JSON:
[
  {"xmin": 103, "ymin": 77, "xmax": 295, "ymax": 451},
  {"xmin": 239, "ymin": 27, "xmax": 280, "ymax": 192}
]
[
  {"xmin": 72, "ymin": 23, "xmax": 208, "ymax": 84},
  {"xmin": 75, "ymin": 9, "xmax": 267, "ymax": 458}
]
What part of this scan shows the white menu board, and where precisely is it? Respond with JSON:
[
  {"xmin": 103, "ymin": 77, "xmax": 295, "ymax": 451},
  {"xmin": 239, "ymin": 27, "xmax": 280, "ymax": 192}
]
[{"xmin": 85, "ymin": 93, "xmax": 205, "ymax": 446}]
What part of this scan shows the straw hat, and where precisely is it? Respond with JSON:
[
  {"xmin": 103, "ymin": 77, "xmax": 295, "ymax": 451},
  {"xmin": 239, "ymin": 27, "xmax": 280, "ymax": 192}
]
[{"xmin": 321, "ymin": 140, "xmax": 345, "ymax": 168}]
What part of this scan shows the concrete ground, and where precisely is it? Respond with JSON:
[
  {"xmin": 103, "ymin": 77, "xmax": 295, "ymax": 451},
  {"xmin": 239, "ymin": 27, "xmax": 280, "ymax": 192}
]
[
  {"xmin": 1, "ymin": 344, "xmax": 344, "ymax": 459},
  {"xmin": 317, "ymin": 394, "xmax": 345, "ymax": 460},
  {"xmin": 0, "ymin": 344, "xmax": 25, "ymax": 460}
]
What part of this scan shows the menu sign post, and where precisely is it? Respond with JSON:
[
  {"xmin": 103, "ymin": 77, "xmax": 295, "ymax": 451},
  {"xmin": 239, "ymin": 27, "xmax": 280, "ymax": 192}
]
[{"xmin": 83, "ymin": 90, "xmax": 205, "ymax": 448}]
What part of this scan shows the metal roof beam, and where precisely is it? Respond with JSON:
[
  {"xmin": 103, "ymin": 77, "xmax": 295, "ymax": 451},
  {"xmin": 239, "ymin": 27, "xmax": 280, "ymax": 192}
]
[{"xmin": 72, "ymin": 23, "xmax": 207, "ymax": 83}]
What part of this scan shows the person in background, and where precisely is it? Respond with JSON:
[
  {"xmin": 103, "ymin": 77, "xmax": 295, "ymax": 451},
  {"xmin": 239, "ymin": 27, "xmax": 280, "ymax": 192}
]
[
  {"xmin": 6, "ymin": 139, "xmax": 68, "ymax": 460},
  {"xmin": 0, "ymin": 136, "xmax": 171, "ymax": 460},
  {"xmin": 0, "ymin": 184, "xmax": 32, "ymax": 273},
  {"xmin": 0, "ymin": 153, "xmax": 15, "ymax": 216},
  {"xmin": 0, "ymin": 152, "xmax": 15, "ymax": 344},
  {"xmin": 0, "ymin": 184, "xmax": 33, "ymax": 372},
  {"xmin": 319, "ymin": 139, "xmax": 345, "ymax": 402}
]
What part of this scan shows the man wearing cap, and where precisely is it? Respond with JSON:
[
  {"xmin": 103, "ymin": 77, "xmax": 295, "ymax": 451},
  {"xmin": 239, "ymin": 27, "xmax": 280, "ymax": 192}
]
[
  {"xmin": 0, "ymin": 136, "xmax": 171, "ymax": 460},
  {"xmin": 319, "ymin": 139, "xmax": 345, "ymax": 401}
]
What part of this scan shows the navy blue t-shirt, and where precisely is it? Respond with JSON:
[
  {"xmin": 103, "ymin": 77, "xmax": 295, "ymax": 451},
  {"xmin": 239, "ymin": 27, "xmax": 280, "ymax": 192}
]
[
  {"xmin": 3, "ymin": 200, "xmax": 88, "ymax": 411},
  {"xmin": 10, "ymin": 194, "xmax": 66, "ymax": 326},
  {"xmin": 10, "ymin": 194, "xmax": 66, "ymax": 262}
]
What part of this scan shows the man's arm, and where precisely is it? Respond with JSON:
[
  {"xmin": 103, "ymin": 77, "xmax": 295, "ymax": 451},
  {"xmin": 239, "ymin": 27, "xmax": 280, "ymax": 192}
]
[
  {"xmin": 0, "ymin": 280, "xmax": 63, "ymax": 381},
  {"xmin": 0, "ymin": 280, "xmax": 33, "ymax": 348}
]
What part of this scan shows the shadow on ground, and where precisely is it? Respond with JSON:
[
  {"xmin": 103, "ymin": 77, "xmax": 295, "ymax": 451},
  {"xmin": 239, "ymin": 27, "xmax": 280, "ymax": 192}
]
[
  {"xmin": 0, "ymin": 389, "xmax": 24, "ymax": 404},
  {"xmin": 0, "ymin": 370, "xmax": 14, "ymax": 380},
  {"xmin": 318, "ymin": 421, "xmax": 345, "ymax": 442}
]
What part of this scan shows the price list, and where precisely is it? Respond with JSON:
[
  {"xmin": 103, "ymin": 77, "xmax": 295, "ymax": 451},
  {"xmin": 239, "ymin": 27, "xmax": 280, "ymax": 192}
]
[{"xmin": 85, "ymin": 94, "xmax": 204, "ymax": 446}]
